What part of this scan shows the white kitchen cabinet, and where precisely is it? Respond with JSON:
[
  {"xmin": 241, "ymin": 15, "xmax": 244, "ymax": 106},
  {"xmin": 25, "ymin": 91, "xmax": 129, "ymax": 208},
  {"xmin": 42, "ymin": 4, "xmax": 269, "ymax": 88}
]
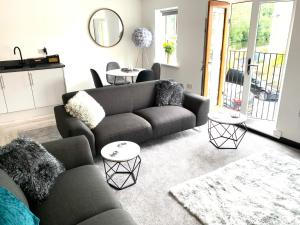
[
  {"xmin": 0, "ymin": 91, "xmax": 7, "ymax": 114},
  {"xmin": 0, "ymin": 67, "xmax": 66, "ymax": 114},
  {"xmin": 2, "ymin": 72, "xmax": 35, "ymax": 112},
  {"xmin": 30, "ymin": 68, "xmax": 65, "ymax": 108},
  {"xmin": 0, "ymin": 76, "xmax": 7, "ymax": 113}
]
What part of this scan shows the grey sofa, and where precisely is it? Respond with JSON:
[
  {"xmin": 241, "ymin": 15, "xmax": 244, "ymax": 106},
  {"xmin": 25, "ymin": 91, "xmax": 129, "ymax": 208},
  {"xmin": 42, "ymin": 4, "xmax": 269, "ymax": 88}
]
[
  {"xmin": 0, "ymin": 136, "xmax": 137, "ymax": 225},
  {"xmin": 55, "ymin": 81, "xmax": 209, "ymax": 156}
]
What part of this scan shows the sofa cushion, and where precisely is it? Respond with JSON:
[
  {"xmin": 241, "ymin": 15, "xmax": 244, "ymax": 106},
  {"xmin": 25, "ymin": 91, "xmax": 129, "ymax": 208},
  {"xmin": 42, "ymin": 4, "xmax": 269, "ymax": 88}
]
[
  {"xmin": 32, "ymin": 165, "xmax": 121, "ymax": 225},
  {"xmin": 93, "ymin": 113, "xmax": 152, "ymax": 151},
  {"xmin": 77, "ymin": 209, "xmax": 137, "ymax": 225},
  {"xmin": 63, "ymin": 85, "xmax": 133, "ymax": 116},
  {"xmin": 62, "ymin": 81, "xmax": 158, "ymax": 116},
  {"xmin": 131, "ymin": 81, "xmax": 156, "ymax": 111},
  {"xmin": 134, "ymin": 106, "xmax": 196, "ymax": 138}
]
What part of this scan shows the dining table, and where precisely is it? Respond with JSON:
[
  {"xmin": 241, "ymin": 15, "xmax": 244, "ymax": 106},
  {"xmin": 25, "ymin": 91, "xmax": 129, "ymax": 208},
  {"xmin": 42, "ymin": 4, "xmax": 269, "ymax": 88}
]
[{"xmin": 106, "ymin": 68, "xmax": 144, "ymax": 83}]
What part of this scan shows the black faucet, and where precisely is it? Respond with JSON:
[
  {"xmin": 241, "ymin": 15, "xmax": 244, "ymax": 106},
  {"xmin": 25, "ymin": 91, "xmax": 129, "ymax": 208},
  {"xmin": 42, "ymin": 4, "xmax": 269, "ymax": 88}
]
[{"xmin": 13, "ymin": 46, "xmax": 24, "ymax": 65}]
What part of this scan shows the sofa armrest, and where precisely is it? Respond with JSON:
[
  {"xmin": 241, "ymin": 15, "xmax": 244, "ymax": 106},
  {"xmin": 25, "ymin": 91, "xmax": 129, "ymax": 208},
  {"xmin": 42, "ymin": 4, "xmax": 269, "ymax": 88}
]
[
  {"xmin": 54, "ymin": 105, "xmax": 96, "ymax": 156},
  {"xmin": 42, "ymin": 136, "xmax": 94, "ymax": 170},
  {"xmin": 183, "ymin": 91, "xmax": 210, "ymax": 126}
]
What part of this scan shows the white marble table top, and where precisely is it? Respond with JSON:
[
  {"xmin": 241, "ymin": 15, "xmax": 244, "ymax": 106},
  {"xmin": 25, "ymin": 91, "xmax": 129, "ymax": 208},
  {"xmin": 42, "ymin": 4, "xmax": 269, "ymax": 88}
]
[
  {"xmin": 106, "ymin": 68, "xmax": 144, "ymax": 77},
  {"xmin": 208, "ymin": 110, "xmax": 247, "ymax": 125},
  {"xmin": 101, "ymin": 141, "xmax": 141, "ymax": 162}
]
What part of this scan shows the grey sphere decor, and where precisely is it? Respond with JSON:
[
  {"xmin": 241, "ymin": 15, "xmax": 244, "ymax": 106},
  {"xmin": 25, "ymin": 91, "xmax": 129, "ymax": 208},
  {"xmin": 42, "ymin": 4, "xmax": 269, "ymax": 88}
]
[{"xmin": 132, "ymin": 28, "xmax": 153, "ymax": 48}]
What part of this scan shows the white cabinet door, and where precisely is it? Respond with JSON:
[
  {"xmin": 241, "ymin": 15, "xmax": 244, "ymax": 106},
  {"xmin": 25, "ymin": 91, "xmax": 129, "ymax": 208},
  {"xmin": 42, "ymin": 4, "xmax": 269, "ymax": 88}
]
[
  {"xmin": 2, "ymin": 72, "xmax": 35, "ymax": 112},
  {"xmin": 0, "ymin": 90, "xmax": 7, "ymax": 114},
  {"xmin": 30, "ymin": 68, "xmax": 66, "ymax": 108},
  {"xmin": 0, "ymin": 76, "xmax": 7, "ymax": 114}
]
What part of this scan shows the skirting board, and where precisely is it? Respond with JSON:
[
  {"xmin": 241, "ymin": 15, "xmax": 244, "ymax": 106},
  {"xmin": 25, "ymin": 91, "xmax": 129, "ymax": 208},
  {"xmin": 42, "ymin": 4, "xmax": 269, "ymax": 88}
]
[
  {"xmin": 280, "ymin": 137, "xmax": 300, "ymax": 150},
  {"xmin": 0, "ymin": 106, "xmax": 54, "ymax": 124},
  {"xmin": 247, "ymin": 126, "xmax": 300, "ymax": 150}
]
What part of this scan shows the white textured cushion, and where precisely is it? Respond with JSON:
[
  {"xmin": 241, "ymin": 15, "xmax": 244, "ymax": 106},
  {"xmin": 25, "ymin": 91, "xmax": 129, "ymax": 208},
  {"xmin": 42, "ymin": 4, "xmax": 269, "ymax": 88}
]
[{"xmin": 65, "ymin": 91, "xmax": 105, "ymax": 129}]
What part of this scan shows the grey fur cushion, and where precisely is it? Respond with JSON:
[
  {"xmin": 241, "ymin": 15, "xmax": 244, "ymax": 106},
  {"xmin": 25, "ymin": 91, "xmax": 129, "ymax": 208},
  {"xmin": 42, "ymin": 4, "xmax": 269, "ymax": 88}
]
[
  {"xmin": 155, "ymin": 80, "xmax": 184, "ymax": 106},
  {"xmin": 0, "ymin": 138, "xmax": 65, "ymax": 202}
]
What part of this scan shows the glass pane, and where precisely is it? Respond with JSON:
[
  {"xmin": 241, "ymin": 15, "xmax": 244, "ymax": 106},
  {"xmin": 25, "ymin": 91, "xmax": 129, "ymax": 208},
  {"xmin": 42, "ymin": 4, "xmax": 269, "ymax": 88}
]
[
  {"xmin": 165, "ymin": 14, "xmax": 177, "ymax": 42},
  {"xmin": 223, "ymin": 2, "xmax": 252, "ymax": 111},
  {"xmin": 247, "ymin": 1, "xmax": 294, "ymax": 120},
  {"xmin": 164, "ymin": 14, "xmax": 177, "ymax": 64},
  {"xmin": 229, "ymin": 2, "xmax": 252, "ymax": 51}
]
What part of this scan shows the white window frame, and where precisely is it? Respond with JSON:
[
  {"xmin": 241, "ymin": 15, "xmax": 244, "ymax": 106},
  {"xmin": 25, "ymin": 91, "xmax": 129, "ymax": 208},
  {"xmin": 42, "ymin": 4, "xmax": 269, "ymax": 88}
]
[{"xmin": 155, "ymin": 7, "xmax": 178, "ymax": 66}]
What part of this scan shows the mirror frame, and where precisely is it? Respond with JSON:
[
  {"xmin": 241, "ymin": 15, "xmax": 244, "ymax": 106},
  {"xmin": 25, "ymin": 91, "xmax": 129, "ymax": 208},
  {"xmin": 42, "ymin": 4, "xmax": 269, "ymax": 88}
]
[{"xmin": 88, "ymin": 8, "xmax": 124, "ymax": 48}]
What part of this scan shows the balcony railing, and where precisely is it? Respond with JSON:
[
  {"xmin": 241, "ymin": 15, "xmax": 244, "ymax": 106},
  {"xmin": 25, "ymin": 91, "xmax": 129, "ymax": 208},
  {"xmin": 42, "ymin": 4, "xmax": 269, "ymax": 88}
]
[{"xmin": 223, "ymin": 50, "xmax": 285, "ymax": 121}]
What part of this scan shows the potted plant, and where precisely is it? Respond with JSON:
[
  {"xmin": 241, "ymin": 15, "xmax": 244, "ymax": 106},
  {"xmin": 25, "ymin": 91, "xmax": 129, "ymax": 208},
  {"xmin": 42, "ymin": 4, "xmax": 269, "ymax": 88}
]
[{"xmin": 163, "ymin": 41, "xmax": 175, "ymax": 64}]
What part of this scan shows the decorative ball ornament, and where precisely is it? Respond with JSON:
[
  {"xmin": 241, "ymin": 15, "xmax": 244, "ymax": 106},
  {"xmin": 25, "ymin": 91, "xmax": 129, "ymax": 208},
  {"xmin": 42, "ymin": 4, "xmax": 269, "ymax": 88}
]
[{"xmin": 132, "ymin": 28, "xmax": 153, "ymax": 48}]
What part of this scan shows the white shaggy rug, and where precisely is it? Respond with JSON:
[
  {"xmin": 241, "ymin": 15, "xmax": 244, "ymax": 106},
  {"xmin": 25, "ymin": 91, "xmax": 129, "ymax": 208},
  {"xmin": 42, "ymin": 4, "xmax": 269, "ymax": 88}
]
[{"xmin": 170, "ymin": 153, "xmax": 300, "ymax": 225}]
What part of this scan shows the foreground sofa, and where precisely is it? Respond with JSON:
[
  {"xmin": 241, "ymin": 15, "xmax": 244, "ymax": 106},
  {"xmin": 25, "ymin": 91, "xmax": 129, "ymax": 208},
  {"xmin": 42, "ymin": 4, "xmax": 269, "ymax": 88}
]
[
  {"xmin": 0, "ymin": 136, "xmax": 137, "ymax": 225},
  {"xmin": 55, "ymin": 81, "xmax": 209, "ymax": 156}
]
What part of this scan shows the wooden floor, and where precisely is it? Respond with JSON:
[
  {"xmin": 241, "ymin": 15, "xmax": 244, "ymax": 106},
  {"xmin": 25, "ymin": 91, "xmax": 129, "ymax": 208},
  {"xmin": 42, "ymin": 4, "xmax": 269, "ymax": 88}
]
[{"xmin": 0, "ymin": 115, "xmax": 56, "ymax": 145}]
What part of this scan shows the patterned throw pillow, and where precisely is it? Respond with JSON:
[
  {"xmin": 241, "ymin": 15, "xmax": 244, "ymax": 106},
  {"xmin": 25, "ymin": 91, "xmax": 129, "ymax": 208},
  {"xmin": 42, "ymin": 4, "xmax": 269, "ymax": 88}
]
[
  {"xmin": 65, "ymin": 91, "xmax": 105, "ymax": 129},
  {"xmin": 0, "ymin": 138, "xmax": 65, "ymax": 202},
  {"xmin": 155, "ymin": 80, "xmax": 184, "ymax": 106}
]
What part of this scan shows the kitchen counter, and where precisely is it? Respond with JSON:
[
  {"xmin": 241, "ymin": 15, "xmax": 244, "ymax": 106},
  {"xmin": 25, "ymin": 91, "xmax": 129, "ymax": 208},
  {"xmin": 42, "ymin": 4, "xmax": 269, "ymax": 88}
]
[{"xmin": 0, "ymin": 63, "xmax": 65, "ymax": 73}]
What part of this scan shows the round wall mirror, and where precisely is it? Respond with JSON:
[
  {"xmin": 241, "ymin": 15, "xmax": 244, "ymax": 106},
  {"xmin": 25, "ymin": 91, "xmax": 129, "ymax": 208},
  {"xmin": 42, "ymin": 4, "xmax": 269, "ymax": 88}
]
[{"xmin": 89, "ymin": 8, "xmax": 124, "ymax": 47}]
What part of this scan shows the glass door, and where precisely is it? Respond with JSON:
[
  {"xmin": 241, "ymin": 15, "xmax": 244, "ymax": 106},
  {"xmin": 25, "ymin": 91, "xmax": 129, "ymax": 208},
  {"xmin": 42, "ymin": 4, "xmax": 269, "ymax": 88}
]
[
  {"xmin": 224, "ymin": 0, "xmax": 295, "ymax": 124},
  {"xmin": 243, "ymin": 1, "xmax": 295, "ymax": 122},
  {"xmin": 223, "ymin": 2, "xmax": 253, "ymax": 111}
]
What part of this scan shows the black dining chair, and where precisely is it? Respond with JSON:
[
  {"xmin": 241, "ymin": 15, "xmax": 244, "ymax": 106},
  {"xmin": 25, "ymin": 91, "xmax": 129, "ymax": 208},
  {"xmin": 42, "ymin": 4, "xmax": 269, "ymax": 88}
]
[
  {"xmin": 106, "ymin": 61, "xmax": 130, "ymax": 85},
  {"xmin": 90, "ymin": 69, "xmax": 103, "ymax": 88},
  {"xmin": 136, "ymin": 70, "xmax": 156, "ymax": 83},
  {"xmin": 151, "ymin": 63, "xmax": 161, "ymax": 80}
]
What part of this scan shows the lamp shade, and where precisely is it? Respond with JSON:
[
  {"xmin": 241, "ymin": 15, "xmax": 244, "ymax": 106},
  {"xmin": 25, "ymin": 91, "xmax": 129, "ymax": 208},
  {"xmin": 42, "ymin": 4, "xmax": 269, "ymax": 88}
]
[{"xmin": 132, "ymin": 28, "xmax": 152, "ymax": 48}]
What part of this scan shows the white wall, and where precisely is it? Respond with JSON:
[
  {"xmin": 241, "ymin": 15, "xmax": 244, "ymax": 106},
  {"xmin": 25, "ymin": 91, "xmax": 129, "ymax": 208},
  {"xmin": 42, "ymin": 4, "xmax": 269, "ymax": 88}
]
[
  {"xmin": 141, "ymin": 0, "xmax": 208, "ymax": 94},
  {"xmin": 1, "ymin": 0, "xmax": 299, "ymax": 143},
  {"xmin": 0, "ymin": 0, "xmax": 142, "ymax": 91},
  {"xmin": 276, "ymin": 0, "xmax": 300, "ymax": 143},
  {"xmin": 142, "ymin": 0, "xmax": 299, "ymax": 143}
]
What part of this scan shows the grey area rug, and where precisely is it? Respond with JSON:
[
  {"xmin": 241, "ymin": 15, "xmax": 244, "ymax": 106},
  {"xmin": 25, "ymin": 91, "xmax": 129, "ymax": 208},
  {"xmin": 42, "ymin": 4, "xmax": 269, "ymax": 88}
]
[
  {"xmin": 15, "ymin": 125, "xmax": 300, "ymax": 225},
  {"xmin": 170, "ymin": 152, "xmax": 300, "ymax": 225}
]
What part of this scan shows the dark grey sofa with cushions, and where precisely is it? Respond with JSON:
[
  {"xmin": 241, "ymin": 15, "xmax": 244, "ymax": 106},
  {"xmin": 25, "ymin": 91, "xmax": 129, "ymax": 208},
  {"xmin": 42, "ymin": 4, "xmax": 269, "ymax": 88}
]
[
  {"xmin": 55, "ymin": 81, "xmax": 209, "ymax": 156},
  {"xmin": 0, "ymin": 136, "xmax": 137, "ymax": 225}
]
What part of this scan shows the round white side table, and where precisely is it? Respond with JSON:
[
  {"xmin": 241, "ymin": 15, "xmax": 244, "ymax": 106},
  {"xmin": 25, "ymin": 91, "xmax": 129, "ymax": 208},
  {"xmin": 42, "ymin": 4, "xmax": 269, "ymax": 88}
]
[
  {"xmin": 101, "ymin": 141, "xmax": 141, "ymax": 190},
  {"xmin": 208, "ymin": 111, "xmax": 247, "ymax": 149}
]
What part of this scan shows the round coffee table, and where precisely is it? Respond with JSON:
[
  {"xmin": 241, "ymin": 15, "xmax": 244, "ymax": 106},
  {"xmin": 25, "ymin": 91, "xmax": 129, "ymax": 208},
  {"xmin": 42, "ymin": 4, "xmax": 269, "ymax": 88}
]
[
  {"xmin": 101, "ymin": 141, "xmax": 141, "ymax": 190},
  {"xmin": 208, "ymin": 111, "xmax": 247, "ymax": 149}
]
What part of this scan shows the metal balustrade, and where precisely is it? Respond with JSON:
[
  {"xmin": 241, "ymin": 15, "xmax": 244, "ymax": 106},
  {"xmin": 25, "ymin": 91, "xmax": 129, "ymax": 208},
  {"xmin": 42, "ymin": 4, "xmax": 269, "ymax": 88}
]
[{"xmin": 223, "ymin": 50, "xmax": 285, "ymax": 121}]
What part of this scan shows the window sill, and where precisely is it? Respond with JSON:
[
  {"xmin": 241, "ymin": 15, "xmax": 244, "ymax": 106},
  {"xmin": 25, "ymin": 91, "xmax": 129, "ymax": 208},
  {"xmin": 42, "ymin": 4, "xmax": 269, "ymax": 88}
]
[{"xmin": 161, "ymin": 63, "xmax": 180, "ymax": 69}]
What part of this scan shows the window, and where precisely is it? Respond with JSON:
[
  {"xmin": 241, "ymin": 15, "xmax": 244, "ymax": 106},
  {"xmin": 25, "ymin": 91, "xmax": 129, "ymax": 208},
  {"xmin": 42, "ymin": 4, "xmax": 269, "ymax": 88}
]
[{"xmin": 155, "ymin": 7, "xmax": 178, "ymax": 65}]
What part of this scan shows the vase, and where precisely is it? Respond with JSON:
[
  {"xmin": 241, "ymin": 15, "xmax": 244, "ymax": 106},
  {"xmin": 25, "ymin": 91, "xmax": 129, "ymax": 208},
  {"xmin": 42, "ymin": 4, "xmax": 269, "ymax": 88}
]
[{"xmin": 166, "ymin": 54, "xmax": 171, "ymax": 64}]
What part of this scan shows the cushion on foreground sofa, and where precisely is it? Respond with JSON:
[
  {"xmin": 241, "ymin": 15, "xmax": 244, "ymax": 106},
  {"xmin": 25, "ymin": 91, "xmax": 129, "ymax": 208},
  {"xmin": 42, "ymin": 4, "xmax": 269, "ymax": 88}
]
[
  {"xmin": 55, "ymin": 80, "xmax": 210, "ymax": 156},
  {"xmin": 0, "ymin": 136, "xmax": 137, "ymax": 225}
]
